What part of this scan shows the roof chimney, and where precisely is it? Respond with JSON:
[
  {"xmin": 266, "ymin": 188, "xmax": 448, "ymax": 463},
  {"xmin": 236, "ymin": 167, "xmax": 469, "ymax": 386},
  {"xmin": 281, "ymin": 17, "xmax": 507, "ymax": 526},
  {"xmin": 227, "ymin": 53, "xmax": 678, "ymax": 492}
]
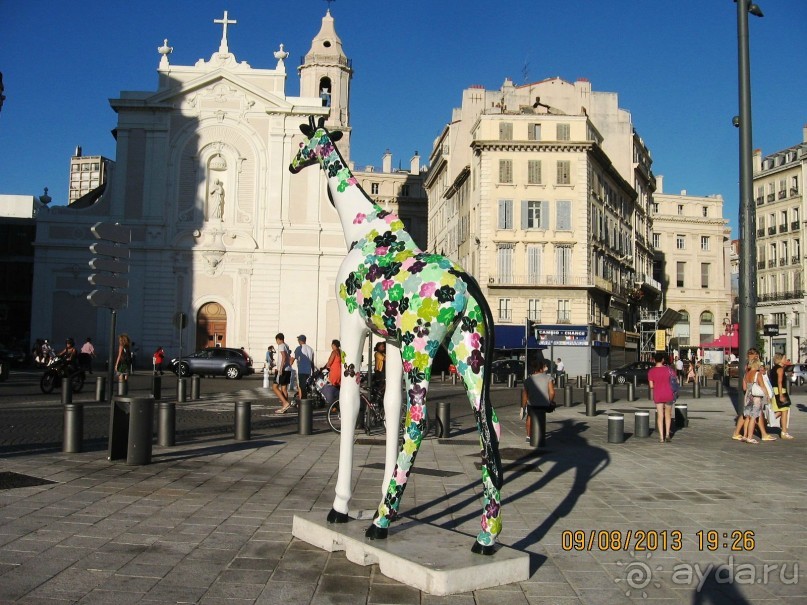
[
  {"xmin": 656, "ymin": 175, "xmax": 664, "ymax": 194},
  {"xmin": 382, "ymin": 149, "xmax": 392, "ymax": 173},
  {"xmin": 410, "ymin": 152, "xmax": 420, "ymax": 174}
]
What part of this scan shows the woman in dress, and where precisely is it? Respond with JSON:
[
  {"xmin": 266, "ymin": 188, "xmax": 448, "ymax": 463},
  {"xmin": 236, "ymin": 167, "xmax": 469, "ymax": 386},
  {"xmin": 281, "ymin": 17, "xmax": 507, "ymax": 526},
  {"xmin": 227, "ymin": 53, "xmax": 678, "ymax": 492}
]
[
  {"xmin": 115, "ymin": 333, "xmax": 132, "ymax": 383},
  {"xmin": 769, "ymin": 353, "xmax": 794, "ymax": 439}
]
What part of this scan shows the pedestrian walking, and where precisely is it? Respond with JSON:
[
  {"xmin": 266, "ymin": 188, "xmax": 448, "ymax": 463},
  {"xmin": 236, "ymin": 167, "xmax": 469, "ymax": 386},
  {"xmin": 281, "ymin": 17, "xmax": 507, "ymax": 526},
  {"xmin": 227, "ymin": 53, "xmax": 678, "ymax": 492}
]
[
  {"xmin": 741, "ymin": 360, "xmax": 770, "ymax": 444},
  {"xmin": 520, "ymin": 361, "xmax": 555, "ymax": 443},
  {"xmin": 648, "ymin": 352, "xmax": 676, "ymax": 443},
  {"xmin": 79, "ymin": 337, "xmax": 95, "ymax": 373},
  {"xmin": 769, "ymin": 353, "xmax": 794, "ymax": 439},
  {"xmin": 732, "ymin": 348, "xmax": 776, "ymax": 441},
  {"xmin": 291, "ymin": 335, "xmax": 315, "ymax": 399},
  {"xmin": 273, "ymin": 333, "xmax": 293, "ymax": 413},
  {"xmin": 152, "ymin": 346, "xmax": 165, "ymax": 375},
  {"xmin": 115, "ymin": 334, "xmax": 132, "ymax": 383}
]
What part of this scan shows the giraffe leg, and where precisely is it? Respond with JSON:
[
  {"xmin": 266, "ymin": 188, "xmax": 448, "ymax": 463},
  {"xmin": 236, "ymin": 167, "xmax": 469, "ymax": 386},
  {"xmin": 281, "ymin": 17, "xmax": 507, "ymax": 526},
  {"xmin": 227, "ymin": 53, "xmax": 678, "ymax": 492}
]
[
  {"xmin": 365, "ymin": 349, "xmax": 433, "ymax": 540},
  {"xmin": 328, "ymin": 315, "xmax": 367, "ymax": 524},
  {"xmin": 448, "ymin": 320, "xmax": 502, "ymax": 554},
  {"xmin": 380, "ymin": 342, "xmax": 403, "ymax": 497}
]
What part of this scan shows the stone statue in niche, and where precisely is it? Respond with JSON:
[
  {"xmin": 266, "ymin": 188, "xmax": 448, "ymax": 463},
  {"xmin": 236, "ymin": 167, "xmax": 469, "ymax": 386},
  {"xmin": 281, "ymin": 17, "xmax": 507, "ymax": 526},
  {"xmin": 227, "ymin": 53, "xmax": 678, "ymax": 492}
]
[{"xmin": 209, "ymin": 179, "xmax": 225, "ymax": 219}]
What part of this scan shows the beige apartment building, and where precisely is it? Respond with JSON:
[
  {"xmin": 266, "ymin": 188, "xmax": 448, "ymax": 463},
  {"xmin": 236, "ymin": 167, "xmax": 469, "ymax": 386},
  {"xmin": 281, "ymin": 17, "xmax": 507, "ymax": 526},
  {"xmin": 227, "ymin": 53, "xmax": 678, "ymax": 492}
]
[
  {"xmin": 425, "ymin": 77, "xmax": 658, "ymax": 377},
  {"xmin": 753, "ymin": 126, "xmax": 807, "ymax": 360},
  {"xmin": 67, "ymin": 149, "xmax": 112, "ymax": 204},
  {"xmin": 651, "ymin": 177, "xmax": 732, "ymax": 352}
]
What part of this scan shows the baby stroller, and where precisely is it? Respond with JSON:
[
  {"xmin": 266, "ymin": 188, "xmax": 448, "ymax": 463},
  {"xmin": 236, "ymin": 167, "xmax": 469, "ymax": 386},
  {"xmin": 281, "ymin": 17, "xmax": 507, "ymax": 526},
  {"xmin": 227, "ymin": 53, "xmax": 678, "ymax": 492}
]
[{"xmin": 307, "ymin": 368, "xmax": 335, "ymax": 408}]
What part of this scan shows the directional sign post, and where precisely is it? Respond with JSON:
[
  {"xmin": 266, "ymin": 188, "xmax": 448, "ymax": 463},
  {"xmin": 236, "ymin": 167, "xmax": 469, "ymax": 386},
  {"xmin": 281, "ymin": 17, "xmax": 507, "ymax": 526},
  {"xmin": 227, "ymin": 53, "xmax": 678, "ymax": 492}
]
[{"xmin": 87, "ymin": 222, "xmax": 132, "ymax": 402}]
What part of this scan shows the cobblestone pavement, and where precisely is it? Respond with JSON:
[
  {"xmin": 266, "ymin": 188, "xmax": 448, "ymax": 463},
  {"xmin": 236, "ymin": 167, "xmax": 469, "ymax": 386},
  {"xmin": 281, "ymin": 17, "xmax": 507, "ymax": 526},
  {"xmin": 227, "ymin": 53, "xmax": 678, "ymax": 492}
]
[{"xmin": 0, "ymin": 377, "xmax": 805, "ymax": 604}]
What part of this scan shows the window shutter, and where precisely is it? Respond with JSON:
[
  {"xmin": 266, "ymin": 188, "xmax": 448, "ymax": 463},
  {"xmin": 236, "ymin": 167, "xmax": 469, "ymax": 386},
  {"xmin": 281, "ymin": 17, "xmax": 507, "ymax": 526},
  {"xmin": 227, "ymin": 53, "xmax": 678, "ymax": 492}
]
[
  {"xmin": 540, "ymin": 200, "xmax": 549, "ymax": 229},
  {"xmin": 521, "ymin": 200, "xmax": 529, "ymax": 229},
  {"xmin": 557, "ymin": 200, "xmax": 571, "ymax": 230}
]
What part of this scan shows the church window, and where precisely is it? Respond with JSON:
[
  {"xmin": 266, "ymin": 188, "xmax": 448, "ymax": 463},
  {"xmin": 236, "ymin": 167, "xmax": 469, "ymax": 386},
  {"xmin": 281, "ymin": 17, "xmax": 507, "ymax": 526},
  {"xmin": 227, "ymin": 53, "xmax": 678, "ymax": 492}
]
[
  {"xmin": 319, "ymin": 77, "xmax": 332, "ymax": 107},
  {"xmin": 371, "ymin": 183, "xmax": 379, "ymax": 194}
]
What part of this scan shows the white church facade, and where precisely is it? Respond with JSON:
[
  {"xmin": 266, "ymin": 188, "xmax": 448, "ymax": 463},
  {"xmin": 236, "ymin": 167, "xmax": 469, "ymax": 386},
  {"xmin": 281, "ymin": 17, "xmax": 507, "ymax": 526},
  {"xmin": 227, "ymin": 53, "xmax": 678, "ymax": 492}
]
[{"xmin": 31, "ymin": 11, "xmax": 362, "ymax": 365}]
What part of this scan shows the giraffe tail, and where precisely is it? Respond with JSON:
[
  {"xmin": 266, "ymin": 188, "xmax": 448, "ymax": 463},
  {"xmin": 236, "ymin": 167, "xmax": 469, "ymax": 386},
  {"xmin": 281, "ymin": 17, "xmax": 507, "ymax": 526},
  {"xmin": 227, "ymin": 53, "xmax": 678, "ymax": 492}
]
[{"xmin": 451, "ymin": 269, "xmax": 503, "ymax": 491}]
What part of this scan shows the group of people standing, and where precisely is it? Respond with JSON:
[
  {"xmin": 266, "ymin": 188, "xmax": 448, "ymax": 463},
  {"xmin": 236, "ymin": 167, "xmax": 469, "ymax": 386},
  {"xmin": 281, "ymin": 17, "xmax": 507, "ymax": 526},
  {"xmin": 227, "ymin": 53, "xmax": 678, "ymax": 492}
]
[{"xmin": 732, "ymin": 348, "xmax": 794, "ymax": 443}]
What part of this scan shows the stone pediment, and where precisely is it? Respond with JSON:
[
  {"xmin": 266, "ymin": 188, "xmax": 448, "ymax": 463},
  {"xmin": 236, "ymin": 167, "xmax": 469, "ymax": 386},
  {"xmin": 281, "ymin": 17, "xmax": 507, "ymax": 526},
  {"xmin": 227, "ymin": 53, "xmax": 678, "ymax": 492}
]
[{"xmin": 147, "ymin": 71, "xmax": 294, "ymax": 114}]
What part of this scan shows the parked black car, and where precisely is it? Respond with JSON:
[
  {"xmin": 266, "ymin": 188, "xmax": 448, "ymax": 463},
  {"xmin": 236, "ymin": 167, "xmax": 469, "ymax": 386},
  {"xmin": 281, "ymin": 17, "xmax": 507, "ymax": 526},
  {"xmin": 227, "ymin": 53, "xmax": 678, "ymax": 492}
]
[
  {"xmin": 490, "ymin": 359, "xmax": 525, "ymax": 383},
  {"xmin": 601, "ymin": 361, "xmax": 654, "ymax": 384},
  {"xmin": 170, "ymin": 347, "xmax": 253, "ymax": 379}
]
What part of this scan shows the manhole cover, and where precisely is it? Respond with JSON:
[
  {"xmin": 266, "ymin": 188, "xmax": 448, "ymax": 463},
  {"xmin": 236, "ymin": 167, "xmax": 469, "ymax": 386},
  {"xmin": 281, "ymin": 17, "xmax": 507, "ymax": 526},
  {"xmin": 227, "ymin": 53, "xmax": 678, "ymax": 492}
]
[{"xmin": 0, "ymin": 472, "xmax": 56, "ymax": 490}]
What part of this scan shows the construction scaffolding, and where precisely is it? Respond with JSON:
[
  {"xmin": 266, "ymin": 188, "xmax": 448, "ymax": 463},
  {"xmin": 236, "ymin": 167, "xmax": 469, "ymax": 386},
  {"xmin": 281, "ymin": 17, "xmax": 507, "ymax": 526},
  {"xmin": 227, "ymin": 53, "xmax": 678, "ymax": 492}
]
[{"xmin": 638, "ymin": 309, "xmax": 660, "ymax": 360}]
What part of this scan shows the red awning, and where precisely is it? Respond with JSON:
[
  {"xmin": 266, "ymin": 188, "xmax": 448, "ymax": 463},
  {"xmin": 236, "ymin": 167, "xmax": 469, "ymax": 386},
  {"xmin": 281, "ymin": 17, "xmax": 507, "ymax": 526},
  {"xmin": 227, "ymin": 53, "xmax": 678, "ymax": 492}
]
[{"xmin": 700, "ymin": 331, "xmax": 739, "ymax": 350}]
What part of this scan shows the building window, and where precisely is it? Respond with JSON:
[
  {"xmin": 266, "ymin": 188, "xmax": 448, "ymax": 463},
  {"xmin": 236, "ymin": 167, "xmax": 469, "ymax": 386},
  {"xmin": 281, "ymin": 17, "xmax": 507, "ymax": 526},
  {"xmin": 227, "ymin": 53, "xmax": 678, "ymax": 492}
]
[
  {"xmin": 370, "ymin": 182, "xmax": 379, "ymax": 194},
  {"xmin": 522, "ymin": 200, "xmax": 547, "ymax": 229},
  {"xmin": 526, "ymin": 245, "xmax": 542, "ymax": 284},
  {"xmin": 702, "ymin": 206, "xmax": 708, "ymax": 217},
  {"xmin": 673, "ymin": 310, "xmax": 690, "ymax": 346},
  {"xmin": 556, "ymin": 123, "xmax": 570, "ymax": 141},
  {"xmin": 676, "ymin": 234, "xmax": 686, "ymax": 250},
  {"xmin": 556, "ymin": 160, "xmax": 570, "ymax": 185},
  {"xmin": 701, "ymin": 263, "xmax": 710, "ymax": 288},
  {"xmin": 676, "ymin": 262, "xmax": 685, "ymax": 287},
  {"xmin": 794, "ymin": 311, "xmax": 800, "ymax": 327},
  {"xmin": 699, "ymin": 311, "xmax": 714, "ymax": 344},
  {"xmin": 400, "ymin": 184, "xmax": 410, "ymax": 196},
  {"xmin": 652, "ymin": 202, "xmax": 659, "ymax": 213},
  {"xmin": 497, "ymin": 244, "xmax": 514, "ymax": 284},
  {"xmin": 498, "ymin": 298, "xmax": 512, "ymax": 322},
  {"xmin": 499, "ymin": 159, "xmax": 513, "ymax": 184},
  {"xmin": 556, "ymin": 246, "xmax": 572, "ymax": 284},
  {"xmin": 557, "ymin": 299, "xmax": 571, "ymax": 323},
  {"xmin": 528, "ymin": 299, "xmax": 541, "ymax": 322},
  {"xmin": 556, "ymin": 200, "xmax": 571, "ymax": 230},
  {"xmin": 528, "ymin": 123, "xmax": 541, "ymax": 141},
  {"xmin": 652, "ymin": 232, "xmax": 661, "ymax": 248},
  {"xmin": 677, "ymin": 204, "xmax": 684, "ymax": 215},
  {"xmin": 499, "ymin": 122, "xmax": 513, "ymax": 141},
  {"xmin": 700, "ymin": 236, "xmax": 710, "ymax": 251},
  {"xmin": 71, "ymin": 164, "xmax": 80, "ymax": 172},
  {"xmin": 497, "ymin": 199, "xmax": 513, "ymax": 229},
  {"xmin": 527, "ymin": 160, "xmax": 542, "ymax": 184}
]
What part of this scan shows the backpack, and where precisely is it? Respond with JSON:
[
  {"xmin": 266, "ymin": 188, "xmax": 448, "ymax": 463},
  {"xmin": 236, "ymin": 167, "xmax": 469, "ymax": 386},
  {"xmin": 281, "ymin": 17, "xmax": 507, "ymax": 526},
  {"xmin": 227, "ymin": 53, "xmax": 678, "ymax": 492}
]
[{"xmin": 669, "ymin": 366, "xmax": 680, "ymax": 398}]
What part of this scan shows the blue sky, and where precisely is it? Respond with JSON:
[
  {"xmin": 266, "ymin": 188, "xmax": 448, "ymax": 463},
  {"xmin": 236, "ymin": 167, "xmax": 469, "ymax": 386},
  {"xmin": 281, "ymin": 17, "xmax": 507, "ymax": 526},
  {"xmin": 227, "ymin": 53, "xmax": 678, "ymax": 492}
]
[{"xmin": 1, "ymin": 0, "xmax": 805, "ymax": 234}]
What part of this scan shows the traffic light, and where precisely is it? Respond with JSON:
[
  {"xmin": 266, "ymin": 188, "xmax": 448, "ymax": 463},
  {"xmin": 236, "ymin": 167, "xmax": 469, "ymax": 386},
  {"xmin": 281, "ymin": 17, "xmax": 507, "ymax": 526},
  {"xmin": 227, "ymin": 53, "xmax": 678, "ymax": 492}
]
[
  {"xmin": 527, "ymin": 320, "xmax": 540, "ymax": 342},
  {"xmin": 87, "ymin": 222, "xmax": 130, "ymax": 310}
]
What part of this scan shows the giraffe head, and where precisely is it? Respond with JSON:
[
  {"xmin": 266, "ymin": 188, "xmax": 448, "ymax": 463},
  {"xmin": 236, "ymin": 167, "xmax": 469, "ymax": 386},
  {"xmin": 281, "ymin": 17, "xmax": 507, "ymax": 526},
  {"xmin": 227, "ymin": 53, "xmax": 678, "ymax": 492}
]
[{"xmin": 289, "ymin": 115, "xmax": 344, "ymax": 174}]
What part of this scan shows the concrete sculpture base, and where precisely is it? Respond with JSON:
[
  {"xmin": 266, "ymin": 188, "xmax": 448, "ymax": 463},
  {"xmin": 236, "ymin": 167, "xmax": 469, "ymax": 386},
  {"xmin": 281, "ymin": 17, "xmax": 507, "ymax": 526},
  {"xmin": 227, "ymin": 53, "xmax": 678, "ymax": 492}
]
[{"xmin": 292, "ymin": 512, "xmax": 530, "ymax": 595}]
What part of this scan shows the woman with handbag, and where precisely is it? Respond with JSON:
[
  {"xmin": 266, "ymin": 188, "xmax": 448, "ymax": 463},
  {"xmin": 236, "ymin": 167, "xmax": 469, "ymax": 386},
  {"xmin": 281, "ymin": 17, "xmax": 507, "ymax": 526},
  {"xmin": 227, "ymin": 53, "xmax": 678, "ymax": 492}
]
[
  {"xmin": 769, "ymin": 353, "xmax": 794, "ymax": 439},
  {"xmin": 648, "ymin": 352, "xmax": 676, "ymax": 443},
  {"xmin": 742, "ymin": 360, "xmax": 769, "ymax": 444}
]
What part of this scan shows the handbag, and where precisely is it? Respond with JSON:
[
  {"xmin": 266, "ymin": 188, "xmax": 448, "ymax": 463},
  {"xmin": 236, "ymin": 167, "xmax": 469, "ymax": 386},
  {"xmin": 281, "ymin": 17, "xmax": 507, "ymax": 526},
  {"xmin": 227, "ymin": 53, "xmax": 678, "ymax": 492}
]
[{"xmin": 750, "ymin": 372, "xmax": 765, "ymax": 397}]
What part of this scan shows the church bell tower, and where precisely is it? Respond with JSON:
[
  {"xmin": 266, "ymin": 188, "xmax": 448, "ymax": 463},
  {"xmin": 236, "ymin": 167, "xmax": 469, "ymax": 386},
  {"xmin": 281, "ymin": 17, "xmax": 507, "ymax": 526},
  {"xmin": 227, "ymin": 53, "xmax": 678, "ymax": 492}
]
[{"xmin": 298, "ymin": 9, "xmax": 353, "ymax": 157}]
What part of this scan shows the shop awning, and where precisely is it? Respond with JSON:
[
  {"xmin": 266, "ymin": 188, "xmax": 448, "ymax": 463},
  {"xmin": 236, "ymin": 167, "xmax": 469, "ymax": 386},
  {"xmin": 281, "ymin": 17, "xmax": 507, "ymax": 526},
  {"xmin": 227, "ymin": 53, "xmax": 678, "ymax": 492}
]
[{"xmin": 493, "ymin": 325, "xmax": 543, "ymax": 350}]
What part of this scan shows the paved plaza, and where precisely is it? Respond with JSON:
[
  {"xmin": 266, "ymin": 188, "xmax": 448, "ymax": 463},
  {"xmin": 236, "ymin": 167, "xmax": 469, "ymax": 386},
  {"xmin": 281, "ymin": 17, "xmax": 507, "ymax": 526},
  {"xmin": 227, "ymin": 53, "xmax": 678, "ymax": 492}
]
[{"xmin": 0, "ymin": 376, "xmax": 805, "ymax": 604}]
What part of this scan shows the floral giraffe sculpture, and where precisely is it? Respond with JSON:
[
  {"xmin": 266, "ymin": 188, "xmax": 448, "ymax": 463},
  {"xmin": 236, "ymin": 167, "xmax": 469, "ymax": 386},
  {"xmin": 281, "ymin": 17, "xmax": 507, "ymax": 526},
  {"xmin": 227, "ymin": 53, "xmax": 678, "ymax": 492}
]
[{"xmin": 290, "ymin": 116, "xmax": 503, "ymax": 554}]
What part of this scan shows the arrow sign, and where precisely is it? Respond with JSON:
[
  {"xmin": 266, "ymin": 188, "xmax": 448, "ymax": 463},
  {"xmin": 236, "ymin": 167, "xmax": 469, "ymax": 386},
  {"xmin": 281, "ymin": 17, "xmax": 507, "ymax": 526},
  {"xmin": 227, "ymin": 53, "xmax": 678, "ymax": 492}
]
[
  {"xmin": 91, "ymin": 222, "xmax": 131, "ymax": 244},
  {"xmin": 88, "ymin": 273, "xmax": 129, "ymax": 289},
  {"xmin": 90, "ymin": 242, "xmax": 130, "ymax": 259},
  {"xmin": 89, "ymin": 257, "xmax": 129, "ymax": 273},
  {"xmin": 87, "ymin": 289, "xmax": 128, "ymax": 309}
]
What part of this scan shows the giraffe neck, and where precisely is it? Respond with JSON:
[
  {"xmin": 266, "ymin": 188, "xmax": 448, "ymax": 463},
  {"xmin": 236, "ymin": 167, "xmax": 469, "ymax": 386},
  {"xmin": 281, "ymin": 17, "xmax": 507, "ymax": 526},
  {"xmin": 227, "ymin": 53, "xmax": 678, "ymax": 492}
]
[{"xmin": 313, "ymin": 134, "xmax": 398, "ymax": 250}]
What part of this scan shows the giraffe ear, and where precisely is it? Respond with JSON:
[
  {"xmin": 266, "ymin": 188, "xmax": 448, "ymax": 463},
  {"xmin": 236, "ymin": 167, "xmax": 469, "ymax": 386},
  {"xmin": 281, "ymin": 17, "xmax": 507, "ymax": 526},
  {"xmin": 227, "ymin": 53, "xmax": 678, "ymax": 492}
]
[
  {"xmin": 317, "ymin": 116, "xmax": 326, "ymax": 129},
  {"xmin": 330, "ymin": 130, "xmax": 343, "ymax": 142},
  {"xmin": 300, "ymin": 123, "xmax": 314, "ymax": 137}
]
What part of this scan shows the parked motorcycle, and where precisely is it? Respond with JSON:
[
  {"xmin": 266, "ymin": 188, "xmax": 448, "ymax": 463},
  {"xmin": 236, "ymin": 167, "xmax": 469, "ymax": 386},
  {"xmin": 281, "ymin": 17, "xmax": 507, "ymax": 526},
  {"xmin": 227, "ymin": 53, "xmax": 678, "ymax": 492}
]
[{"xmin": 40, "ymin": 355, "xmax": 85, "ymax": 394}]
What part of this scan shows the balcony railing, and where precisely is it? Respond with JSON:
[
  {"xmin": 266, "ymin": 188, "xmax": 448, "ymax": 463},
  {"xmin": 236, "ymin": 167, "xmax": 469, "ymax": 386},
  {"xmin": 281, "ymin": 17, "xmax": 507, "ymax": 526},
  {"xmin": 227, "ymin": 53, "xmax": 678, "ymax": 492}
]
[
  {"xmin": 488, "ymin": 274, "xmax": 589, "ymax": 287},
  {"xmin": 757, "ymin": 228, "xmax": 765, "ymax": 237},
  {"xmin": 757, "ymin": 261, "xmax": 766, "ymax": 269},
  {"xmin": 756, "ymin": 197, "xmax": 764, "ymax": 206},
  {"xmin": 758, "ymin": 290, "xmax": 806, "ymax": 303},
  {"xmin": 768, "ymin": 227, "xmax": 776, "ymax": 235},
  {"xmin": 779, "ymin": 190, "xmax": 787, "ymax": 199},
  {"xmin": 792, "ymin": 221, "xmax": 800, "ymax": 231},
  {"xmin": 779, "ymin": 258, "xmax": 787, "ymax": 266},
  {"xmin": 793, "ymin": 255, "xmax": 801, "ymax": 265},
  {"xmin": 768, "ymin": 260, "xmax": 776, "ymax": 268},
  {"xmin": 498, "ymin": 310, "xmax": 512, "ymax": 322},
  {"xmin": 557, "ymin": 311, "xmax": 571, "ymax": 324},
  {"xmin": 767, "ymin": 194, "xmax": 776, "ymax": 202},
  {"xmin": 779, "ymin": 224, "xmax": 788, "ymax": 233}
]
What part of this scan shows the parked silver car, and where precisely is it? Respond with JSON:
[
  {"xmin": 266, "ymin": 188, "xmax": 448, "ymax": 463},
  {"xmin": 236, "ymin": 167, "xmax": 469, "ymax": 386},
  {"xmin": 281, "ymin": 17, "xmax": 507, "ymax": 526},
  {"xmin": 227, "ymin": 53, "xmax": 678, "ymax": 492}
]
[
  {"xmin": 784, "ymin": 363, "xmax": 807, "ymax": 386},
  {"xmin": 170, "ymin": 347, "xmax": 254, "ymax": 379}
]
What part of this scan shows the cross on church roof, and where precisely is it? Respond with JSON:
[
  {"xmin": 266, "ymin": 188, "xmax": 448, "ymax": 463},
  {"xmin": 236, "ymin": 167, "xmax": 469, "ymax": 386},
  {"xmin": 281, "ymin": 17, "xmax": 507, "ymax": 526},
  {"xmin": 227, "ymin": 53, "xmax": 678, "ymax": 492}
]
[{"xmin": 214, "ymin": 10, "xmax": 237, "ymax": 54}]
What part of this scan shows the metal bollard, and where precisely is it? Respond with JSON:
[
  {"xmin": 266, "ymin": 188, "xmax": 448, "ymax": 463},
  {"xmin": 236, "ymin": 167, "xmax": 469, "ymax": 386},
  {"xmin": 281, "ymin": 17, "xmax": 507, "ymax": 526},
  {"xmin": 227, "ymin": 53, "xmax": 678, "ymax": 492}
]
[
  {"xmin": 585, "ymin": 391, "xmax": 597, "ymax": 416},
  {"xmin": 61, "ymin": 379, "xmax": 73, "ymax": 405},
  {"xmin": 177, "ymin": 378, "xmax": 187, "ymax": 403},
  {"xmin": 647, "ymin": 384, "xmax": 653, "ymax": 400},
  {"xmin": 151, "ymin": 374, "xmax": 162, "ymax": 400},
  {"xmin": 63, "ymin": 403, "xmax": 83, "ymax": 453},
  {"xmin": 585, "ymin": 384, "xmax": 593, "ymax": 395},
  {"xmin": 627, "ymin": 382, "xmax": 635, "ymax": 402},
  {"xmin": 95, "ymin": 376, "xmax": 106, "ymax": 402},
  {"xmin": 576, "ymin": 375, "xmax": 583, "ymax": 388},
  {"xmin": 586, "ymin": 374, "xmax": 592, "ymax": 386},
  {"xmin": 126, "ymin": 397, "xmax": 154, "ymax": 465},
  {"xmin": 235, "ymin": 401, "xmax": 251, "ymax": 441},
  {"xmin": 605, "ymin": 383, "xmax": 614, "ymax": 403},
  {"xmin": 191, "ymin": 375, "xmax": 201, "ymax": 400},
  {"xmin": 117, "ymin": 380, "xmax": 128, "ymax": 396},
  {"xmin": 633, "ymin": 375, "xmax": 639, "ymax": 389},
  {"xmin": 716, "ymin": 379, "xmax": 723, "ymax": 397},
  {"xmin": 263, "ymin": 366, "xmax": 270, "ymax": 389},
  {"xmin": 693, "ymin": 381, "xmax": 700, "ymax": 399},
  {"xmin": 507, "ymin": 373, "xmax": 516, "ymax": 388},
  {"xmin": 564, "ymin": 384, "xmax": 574, "ymax": 407},
  {"xmin": 527, "ymin": 407, "xmax": 546, "ymax": 447},
  {"xmin": 675, "ymin": 403, "xmax": 688, "ymax": 428},
  {"xmin": 298, "ymin": 398, "xmax": 313, "ymax": 435},
  {"xmin": 436, "ymin": 401, "xmax": 451, "ymax": 438},
  {"xmin": 634, "ymin": 411, "xmax": 650, "ymax": 438},
  {"xmin": 607, "ymin": 413, "xmax": 624, "ymax": 443},
  {"xmin": 451, "ymin": 372, "xmax": 457, "ymax": 385},
  {"xmin": 157, "ymin": 401, "xmax": 175, "ymax": 446}
]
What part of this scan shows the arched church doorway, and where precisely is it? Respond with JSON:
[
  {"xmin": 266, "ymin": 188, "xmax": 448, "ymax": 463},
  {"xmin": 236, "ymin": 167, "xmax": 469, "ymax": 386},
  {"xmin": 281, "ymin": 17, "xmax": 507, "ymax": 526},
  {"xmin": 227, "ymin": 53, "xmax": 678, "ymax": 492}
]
[{"xmin": 197, "ymin": 302, "xmax": 227, "ymax": 350}]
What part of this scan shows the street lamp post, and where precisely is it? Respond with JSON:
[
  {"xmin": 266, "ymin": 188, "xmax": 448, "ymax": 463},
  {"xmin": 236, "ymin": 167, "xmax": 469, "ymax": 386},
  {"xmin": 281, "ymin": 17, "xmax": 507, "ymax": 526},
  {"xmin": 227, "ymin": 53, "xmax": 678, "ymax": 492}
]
[{"xmin": 735, "ymin": 0, "xmax": 763, "ymax": 413}]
